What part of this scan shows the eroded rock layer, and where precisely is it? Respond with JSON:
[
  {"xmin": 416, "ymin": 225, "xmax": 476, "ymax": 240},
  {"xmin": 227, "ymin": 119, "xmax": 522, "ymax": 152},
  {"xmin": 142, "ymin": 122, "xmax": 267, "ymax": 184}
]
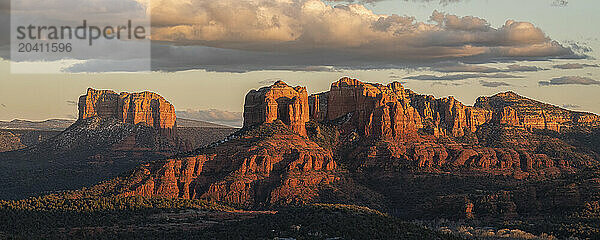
[
  {"xmin": 78, "ymin": 88, "xmax": 177, "ymax": 137},
  {"xmin": 324, "ymin": 77, "xmax": 422, "ymax": 141},
  {"xmin": 243, "ymin": 81, "xmax": 310, "ymax": 136}
]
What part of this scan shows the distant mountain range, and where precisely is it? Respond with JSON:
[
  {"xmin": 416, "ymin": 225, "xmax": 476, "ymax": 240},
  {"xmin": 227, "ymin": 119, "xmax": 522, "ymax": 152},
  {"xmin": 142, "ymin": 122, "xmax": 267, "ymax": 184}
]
[
  {"xmin": 0, "ymin": 118, "xmax": 233, "ymax": 131},
  {"xmin": 0, "ymin": 119, "xmax": 75, "ymax": 131}
]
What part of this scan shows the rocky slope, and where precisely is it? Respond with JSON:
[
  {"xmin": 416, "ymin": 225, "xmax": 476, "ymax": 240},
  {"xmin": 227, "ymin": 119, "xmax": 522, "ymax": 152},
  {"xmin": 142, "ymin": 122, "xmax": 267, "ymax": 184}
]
[
  {"xmin": 306, "ymin": 77, "xmax": 600, "ymax": 237},
  {"xmin": 91, "ymin": 79, "xmax": 600, "ymax": 208},
  {"xmin": 475, "ymin": 91, "xmax": 600, "ymax": 132},
  {"xmin": 0, "ymin": 129, "xmax": 63, "ymax": 153},
  {"xmin": 98, "ymin": 121, "xmax": 343, "ymax": 207},
  {"xmin": 315, "ymin": 78, "xmax": 599, "ymax": 175}
]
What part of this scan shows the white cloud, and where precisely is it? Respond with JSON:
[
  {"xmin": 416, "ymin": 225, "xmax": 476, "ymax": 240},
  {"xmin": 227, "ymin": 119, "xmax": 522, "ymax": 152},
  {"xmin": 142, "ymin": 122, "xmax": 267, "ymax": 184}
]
[{"xmin": 148, "ymin": 1, "xmax": 576, "ymax": 62}]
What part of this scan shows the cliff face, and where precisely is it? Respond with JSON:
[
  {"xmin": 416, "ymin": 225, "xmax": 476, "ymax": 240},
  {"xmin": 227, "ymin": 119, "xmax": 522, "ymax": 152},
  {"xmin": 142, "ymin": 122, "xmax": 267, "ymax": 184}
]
[
  {"xmin": 243, "ymin": 81, "xmax": 310, "ymax": 136},
  {"xmin": 308, "ymin": 92, "xmax": 328, "ymax": 122},
  {"xmin": 324, "ymin": 77, "xmax": 422, "ymax": 141},
  {"xmin": 408, "ymin": 93, "xmax": 493, "ymax": 138},
  {"xmin": 78, "ymin": 88, "xmax": 177, "ymax": 137}
]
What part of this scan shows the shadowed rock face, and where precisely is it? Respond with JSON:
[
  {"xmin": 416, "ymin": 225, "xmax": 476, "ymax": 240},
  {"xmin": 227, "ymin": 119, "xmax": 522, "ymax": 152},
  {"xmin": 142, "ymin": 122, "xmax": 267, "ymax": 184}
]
[
  {"xmin": 79, "ymin": 88, "xmax": 177, "ymax": 138},
  {"xmin": 243, "ymin": 81, "xmax": 310, "ymax": 136}
]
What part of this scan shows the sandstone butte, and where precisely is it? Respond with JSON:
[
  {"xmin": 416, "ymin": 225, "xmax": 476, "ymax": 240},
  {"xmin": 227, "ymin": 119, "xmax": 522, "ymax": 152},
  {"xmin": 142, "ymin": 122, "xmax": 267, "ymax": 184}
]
[
  {"xmin": 243, "ymin": 81, "xmax": 310, "ymax": 136},
  {"xmin": 78, "ymin": 88, "xmax": 177, "ymax": 138}
]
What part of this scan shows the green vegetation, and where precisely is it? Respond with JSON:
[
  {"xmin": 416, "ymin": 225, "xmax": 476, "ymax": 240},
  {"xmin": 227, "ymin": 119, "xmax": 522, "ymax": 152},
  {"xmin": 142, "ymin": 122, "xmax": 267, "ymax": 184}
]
[
  {"xmin": 200, "ymin": 204, "xmax": 459, "ymax": 240},
  {"xmin": 0, "ymin": 196, "xmax": 457, "ymax": 240},
  {"xmin": 0, "ymin": 195, "xmax": 231, "ymax": 239}
]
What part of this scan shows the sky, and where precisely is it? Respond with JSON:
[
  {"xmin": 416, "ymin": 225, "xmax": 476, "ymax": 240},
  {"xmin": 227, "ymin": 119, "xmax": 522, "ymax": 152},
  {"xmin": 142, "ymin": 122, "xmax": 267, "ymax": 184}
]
[{"xmin": 0, "ymin": 0, "xmax": 599, "ymax": 127}]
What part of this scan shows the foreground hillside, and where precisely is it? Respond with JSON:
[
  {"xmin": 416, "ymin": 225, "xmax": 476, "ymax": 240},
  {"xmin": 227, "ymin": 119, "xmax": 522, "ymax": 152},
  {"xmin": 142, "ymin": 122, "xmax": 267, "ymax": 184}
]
[{"xmin": 0, "ymin": 194, "xmax": 454, "ymax": 239}]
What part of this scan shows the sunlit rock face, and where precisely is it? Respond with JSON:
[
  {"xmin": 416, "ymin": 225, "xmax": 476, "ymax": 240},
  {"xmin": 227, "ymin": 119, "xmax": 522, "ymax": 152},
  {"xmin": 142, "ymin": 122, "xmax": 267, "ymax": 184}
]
[
  {"xmin": 475, "ymin": 91, "xmax": 600, "ymax": 132},
  {"xmin": 243, "ymin": 81, "xmax": 310, "ymax": 136},
  {"xmin": 324, "ymin": 77, "xmax": 422, "ymax": 141},
  {"xmin": 78, "ymin": 88, "xmax": 177, "ymax": 138}
]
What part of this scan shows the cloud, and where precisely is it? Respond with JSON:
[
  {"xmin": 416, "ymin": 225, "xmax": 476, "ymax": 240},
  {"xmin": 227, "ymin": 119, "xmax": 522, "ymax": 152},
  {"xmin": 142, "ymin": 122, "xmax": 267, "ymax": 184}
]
[
  {"xmin": 480, "ymin": 80, "xmax": 510, "ymax": 88},
  {"xmin": 141, "ymin": 1, "xmax": 578, "ymax": 72},
  {"xmin": 258, "ymin": 78, "xmax": 283, "ymax": 85},
  {"xmin": 176, "ymin": 109, "xmax": 243, "ymax": 127},
  {"xmin": 389, "ymin": 75, "xmax": 403, "ymax": 79},
  {"xmin": 404, "ymin": 73, "xmax": 523, "ymax": 81},
  {"xmin": 552, "ymin": 63, "xmax": 600, "ymax": 69},
  {"xmin": 3, "ymin": 0, "xmax": 583, "ymax": 73},
  {"xmin": 431, "ymin": 81, "xmax": 463, "ymax": 87},
  {"xmin": 506, "ymin": 64, "xmax": 545, "ymax": 72},
  {"xmin": 432, "ymin": 63, "xmax": 544, "ymax": 73},
  {"xmin": 539, "ymin": 76, "xmax": 600, "ymax": 86},
  {"xmin": 562, "ymin": 104, "xmax": 581, "ymax": 109},
  {"xmin": 563, "ymin": 41, "xmax": 593, "ymax": 55}
]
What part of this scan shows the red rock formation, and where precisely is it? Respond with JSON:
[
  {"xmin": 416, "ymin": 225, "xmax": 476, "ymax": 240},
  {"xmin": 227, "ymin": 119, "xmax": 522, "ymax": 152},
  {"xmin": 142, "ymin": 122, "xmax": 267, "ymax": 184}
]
[
  {"xmin": 325, "ymin": 77, "xmax": 421, "ymax": 141},
  {"xmin": 322, "ymin": 77, "xmax": 496, "ymax": 139},
  {"xmin": 408, "ymin": 93, "xmax": 492, "ymax": 138},
  {"xmin": 74, "ymin": 77, "xmax": 600, "ymax": 225},
  {"xmin": 243, "ymin": 81, "xmax": 310, "ymax": 136},
  {"xmin": 321, "ymin": 78, "xmax": 600, "ymax": 140},
  {"xmin": 116, "ymin": 122, "xmax": 339, "ymax": 206},
  {"xmin": 476, "ymin": 91, "xmax": 600, "ymax": 132},
  {"xmin": 78, "ymin": 88, "xmax": 177, "ymax": 137}
]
